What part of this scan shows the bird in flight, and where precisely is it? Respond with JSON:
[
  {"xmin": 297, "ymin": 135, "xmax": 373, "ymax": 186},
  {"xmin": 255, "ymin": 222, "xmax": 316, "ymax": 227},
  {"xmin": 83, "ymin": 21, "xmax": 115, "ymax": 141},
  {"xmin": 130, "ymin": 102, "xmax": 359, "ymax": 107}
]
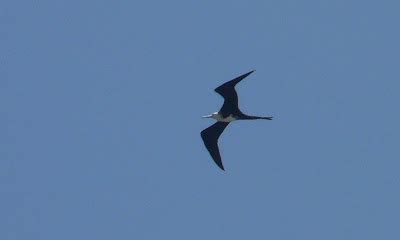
[{"xmin": 201, "ymin": 70, "xmax": 273, "ymax": 171}]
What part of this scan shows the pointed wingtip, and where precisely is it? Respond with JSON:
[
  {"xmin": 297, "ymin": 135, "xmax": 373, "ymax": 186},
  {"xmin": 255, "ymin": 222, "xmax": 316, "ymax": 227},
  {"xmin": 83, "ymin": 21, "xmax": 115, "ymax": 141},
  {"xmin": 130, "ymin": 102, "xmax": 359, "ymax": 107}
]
[
  {"xmin": 239, "ymin": 70, "xmax": 256, "ymax": 79},
  {"xmin": 213, "ymin": 158, "xmax": 225, "ymax": 171},
  {"xmin": 218, "ymin": 164, "xmax": 225, "ymax": 171}
]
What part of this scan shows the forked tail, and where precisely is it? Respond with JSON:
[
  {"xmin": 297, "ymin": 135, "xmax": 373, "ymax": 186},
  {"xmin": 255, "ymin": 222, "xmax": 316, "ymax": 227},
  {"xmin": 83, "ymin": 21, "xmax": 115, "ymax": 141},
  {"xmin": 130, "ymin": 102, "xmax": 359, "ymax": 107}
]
[
  {"xmin": 260, "ymin": 116, "xmax": 273, "ymax": 120},
  {"xmin": 240, "ymin": 114, "xmax": 273, "ymax": 120}
]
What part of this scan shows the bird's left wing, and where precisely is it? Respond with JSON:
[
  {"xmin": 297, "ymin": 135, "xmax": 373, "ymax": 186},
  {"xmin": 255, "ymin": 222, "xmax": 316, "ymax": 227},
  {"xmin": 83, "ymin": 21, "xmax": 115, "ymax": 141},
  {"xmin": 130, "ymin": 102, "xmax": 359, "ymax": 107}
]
[
  {"xmin": 201, "ymin": 122, "xmax": 230, "ymax": 170},
  {"xmin": 214, "ymin": 70, "xmax": 254, "ymax": 117}
]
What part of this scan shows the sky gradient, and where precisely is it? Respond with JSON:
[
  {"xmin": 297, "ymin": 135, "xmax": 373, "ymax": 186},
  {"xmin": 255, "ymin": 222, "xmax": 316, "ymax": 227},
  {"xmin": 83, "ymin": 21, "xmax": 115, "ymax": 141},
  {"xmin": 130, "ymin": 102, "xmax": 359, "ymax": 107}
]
[{"xmin": 2, "ymin": 0, "xmax": 400, "ymax": 239}]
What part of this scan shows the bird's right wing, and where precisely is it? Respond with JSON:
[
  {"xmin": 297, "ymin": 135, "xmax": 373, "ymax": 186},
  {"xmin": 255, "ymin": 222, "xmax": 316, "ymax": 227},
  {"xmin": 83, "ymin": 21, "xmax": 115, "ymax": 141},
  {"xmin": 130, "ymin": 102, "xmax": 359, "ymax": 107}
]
[
  {"xmin": 214, "ymin": 70, "xmax": 254, "ymax": 117},
  {"xmin": 201, "ymin": 122, "xmax": 230, "ymax": 170}
]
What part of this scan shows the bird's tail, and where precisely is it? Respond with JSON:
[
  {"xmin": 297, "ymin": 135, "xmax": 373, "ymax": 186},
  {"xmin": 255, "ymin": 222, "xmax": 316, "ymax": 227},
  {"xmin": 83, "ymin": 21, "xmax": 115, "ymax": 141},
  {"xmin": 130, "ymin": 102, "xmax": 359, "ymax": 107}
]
[
  {"xmin": 242, "ymin": 115, "xmax": 273, "ymax": 120},
  {"xmin": 260, "ymin": 116, "xmax": 273, "ymax": 120}
]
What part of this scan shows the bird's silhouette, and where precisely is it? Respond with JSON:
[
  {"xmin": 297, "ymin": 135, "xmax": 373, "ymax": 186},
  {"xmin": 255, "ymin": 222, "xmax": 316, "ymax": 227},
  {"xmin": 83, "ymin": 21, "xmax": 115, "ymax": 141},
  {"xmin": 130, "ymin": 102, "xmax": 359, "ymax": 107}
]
[{"xmin": 201, "ymin": 70, "xmax": 273, "ymax": 170}]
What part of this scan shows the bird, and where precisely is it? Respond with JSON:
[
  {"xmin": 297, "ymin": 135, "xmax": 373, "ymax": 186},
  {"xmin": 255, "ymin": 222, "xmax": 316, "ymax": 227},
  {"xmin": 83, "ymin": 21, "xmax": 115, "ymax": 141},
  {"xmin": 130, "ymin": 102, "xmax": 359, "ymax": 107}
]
[{"xmin": 201, "ymin": 70, "xmax": 273, "ymax": 171}]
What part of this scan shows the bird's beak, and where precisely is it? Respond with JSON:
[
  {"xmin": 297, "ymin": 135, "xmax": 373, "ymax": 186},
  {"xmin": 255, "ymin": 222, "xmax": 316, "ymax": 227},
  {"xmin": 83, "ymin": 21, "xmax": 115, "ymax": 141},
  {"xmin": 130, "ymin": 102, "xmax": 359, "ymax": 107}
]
[{"xmin": 202, "ymin": 114, "xmax": 212, "ymax": 118}]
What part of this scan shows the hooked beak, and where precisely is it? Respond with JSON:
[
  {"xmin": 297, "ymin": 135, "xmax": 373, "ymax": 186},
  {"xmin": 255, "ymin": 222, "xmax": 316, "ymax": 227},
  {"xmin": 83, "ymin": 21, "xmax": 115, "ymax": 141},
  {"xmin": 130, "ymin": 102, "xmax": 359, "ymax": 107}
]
[{"xmin": 202, "ymin": 114, "xmax": 212, "ymax": 118}]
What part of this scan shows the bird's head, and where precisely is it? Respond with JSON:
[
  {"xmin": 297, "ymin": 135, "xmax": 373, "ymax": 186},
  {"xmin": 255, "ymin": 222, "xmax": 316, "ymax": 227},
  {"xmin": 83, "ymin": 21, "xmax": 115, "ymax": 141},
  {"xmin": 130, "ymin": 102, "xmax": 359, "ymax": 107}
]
[{"xmin": 202, "ymin": 112, "xmax": 219, "ymax": 119}]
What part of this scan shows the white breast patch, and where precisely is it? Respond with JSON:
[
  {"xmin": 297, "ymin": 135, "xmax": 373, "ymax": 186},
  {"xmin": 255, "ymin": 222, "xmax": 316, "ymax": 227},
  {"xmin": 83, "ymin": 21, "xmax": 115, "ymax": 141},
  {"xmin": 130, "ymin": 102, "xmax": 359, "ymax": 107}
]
[{"xmin": 219, "ymin": 114, "xmax": 237, "ymax": 122}]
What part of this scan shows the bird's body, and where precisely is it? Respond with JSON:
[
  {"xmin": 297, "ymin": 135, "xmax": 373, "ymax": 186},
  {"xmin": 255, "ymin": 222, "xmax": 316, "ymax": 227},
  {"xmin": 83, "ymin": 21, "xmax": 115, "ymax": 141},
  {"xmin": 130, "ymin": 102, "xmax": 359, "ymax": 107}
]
[
  {"xmin": 205, "ymin": 112, "xmax": 237, "ymax": 122},
  {"xmin": 201, "ymin": 70, "xmax": 273, "ymax": 170}
]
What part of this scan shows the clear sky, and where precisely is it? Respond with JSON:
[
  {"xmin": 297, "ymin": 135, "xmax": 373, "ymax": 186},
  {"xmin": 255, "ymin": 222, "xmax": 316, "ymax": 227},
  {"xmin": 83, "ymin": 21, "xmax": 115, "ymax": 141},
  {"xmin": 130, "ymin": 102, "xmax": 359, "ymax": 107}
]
[{"xmin": 2, "ymin": 0, "xmax": 400, "ymax": 239}]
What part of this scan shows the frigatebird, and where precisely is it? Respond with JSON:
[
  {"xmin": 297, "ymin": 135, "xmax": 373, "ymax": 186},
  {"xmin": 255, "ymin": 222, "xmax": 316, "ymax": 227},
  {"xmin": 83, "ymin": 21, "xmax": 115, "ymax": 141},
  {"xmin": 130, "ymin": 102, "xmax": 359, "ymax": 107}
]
[{"xmin": 201, "ymin": 70, "xmax": 273, "ymax": 170}]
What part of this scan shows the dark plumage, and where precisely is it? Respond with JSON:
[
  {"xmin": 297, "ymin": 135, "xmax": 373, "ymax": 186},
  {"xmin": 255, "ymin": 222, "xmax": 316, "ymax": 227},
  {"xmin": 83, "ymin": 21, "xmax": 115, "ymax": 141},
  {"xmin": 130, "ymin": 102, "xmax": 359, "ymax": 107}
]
[{"xmin": 201, "ymin": 70, "xmax": 273, "ymax": 170}]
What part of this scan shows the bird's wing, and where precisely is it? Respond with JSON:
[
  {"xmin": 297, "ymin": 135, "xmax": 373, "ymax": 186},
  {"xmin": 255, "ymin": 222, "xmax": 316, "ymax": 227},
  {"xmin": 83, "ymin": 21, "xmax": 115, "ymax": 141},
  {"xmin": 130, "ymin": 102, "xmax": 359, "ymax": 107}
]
[
  {"xmin": 214, "ymin": 70, "xmax": 254, "ymax": 117},
  {"xmin": 201, "ymin": 122, "xmax": 230, "ymax": 170}
]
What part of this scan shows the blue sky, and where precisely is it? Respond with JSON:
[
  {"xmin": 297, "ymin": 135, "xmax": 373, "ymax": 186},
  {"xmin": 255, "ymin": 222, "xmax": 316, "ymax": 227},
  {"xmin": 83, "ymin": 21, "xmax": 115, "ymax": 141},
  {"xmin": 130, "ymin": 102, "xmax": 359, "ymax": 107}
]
[{"xmin": 2, "ymin": 0, "xmax": 400, "ymax": 239}]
